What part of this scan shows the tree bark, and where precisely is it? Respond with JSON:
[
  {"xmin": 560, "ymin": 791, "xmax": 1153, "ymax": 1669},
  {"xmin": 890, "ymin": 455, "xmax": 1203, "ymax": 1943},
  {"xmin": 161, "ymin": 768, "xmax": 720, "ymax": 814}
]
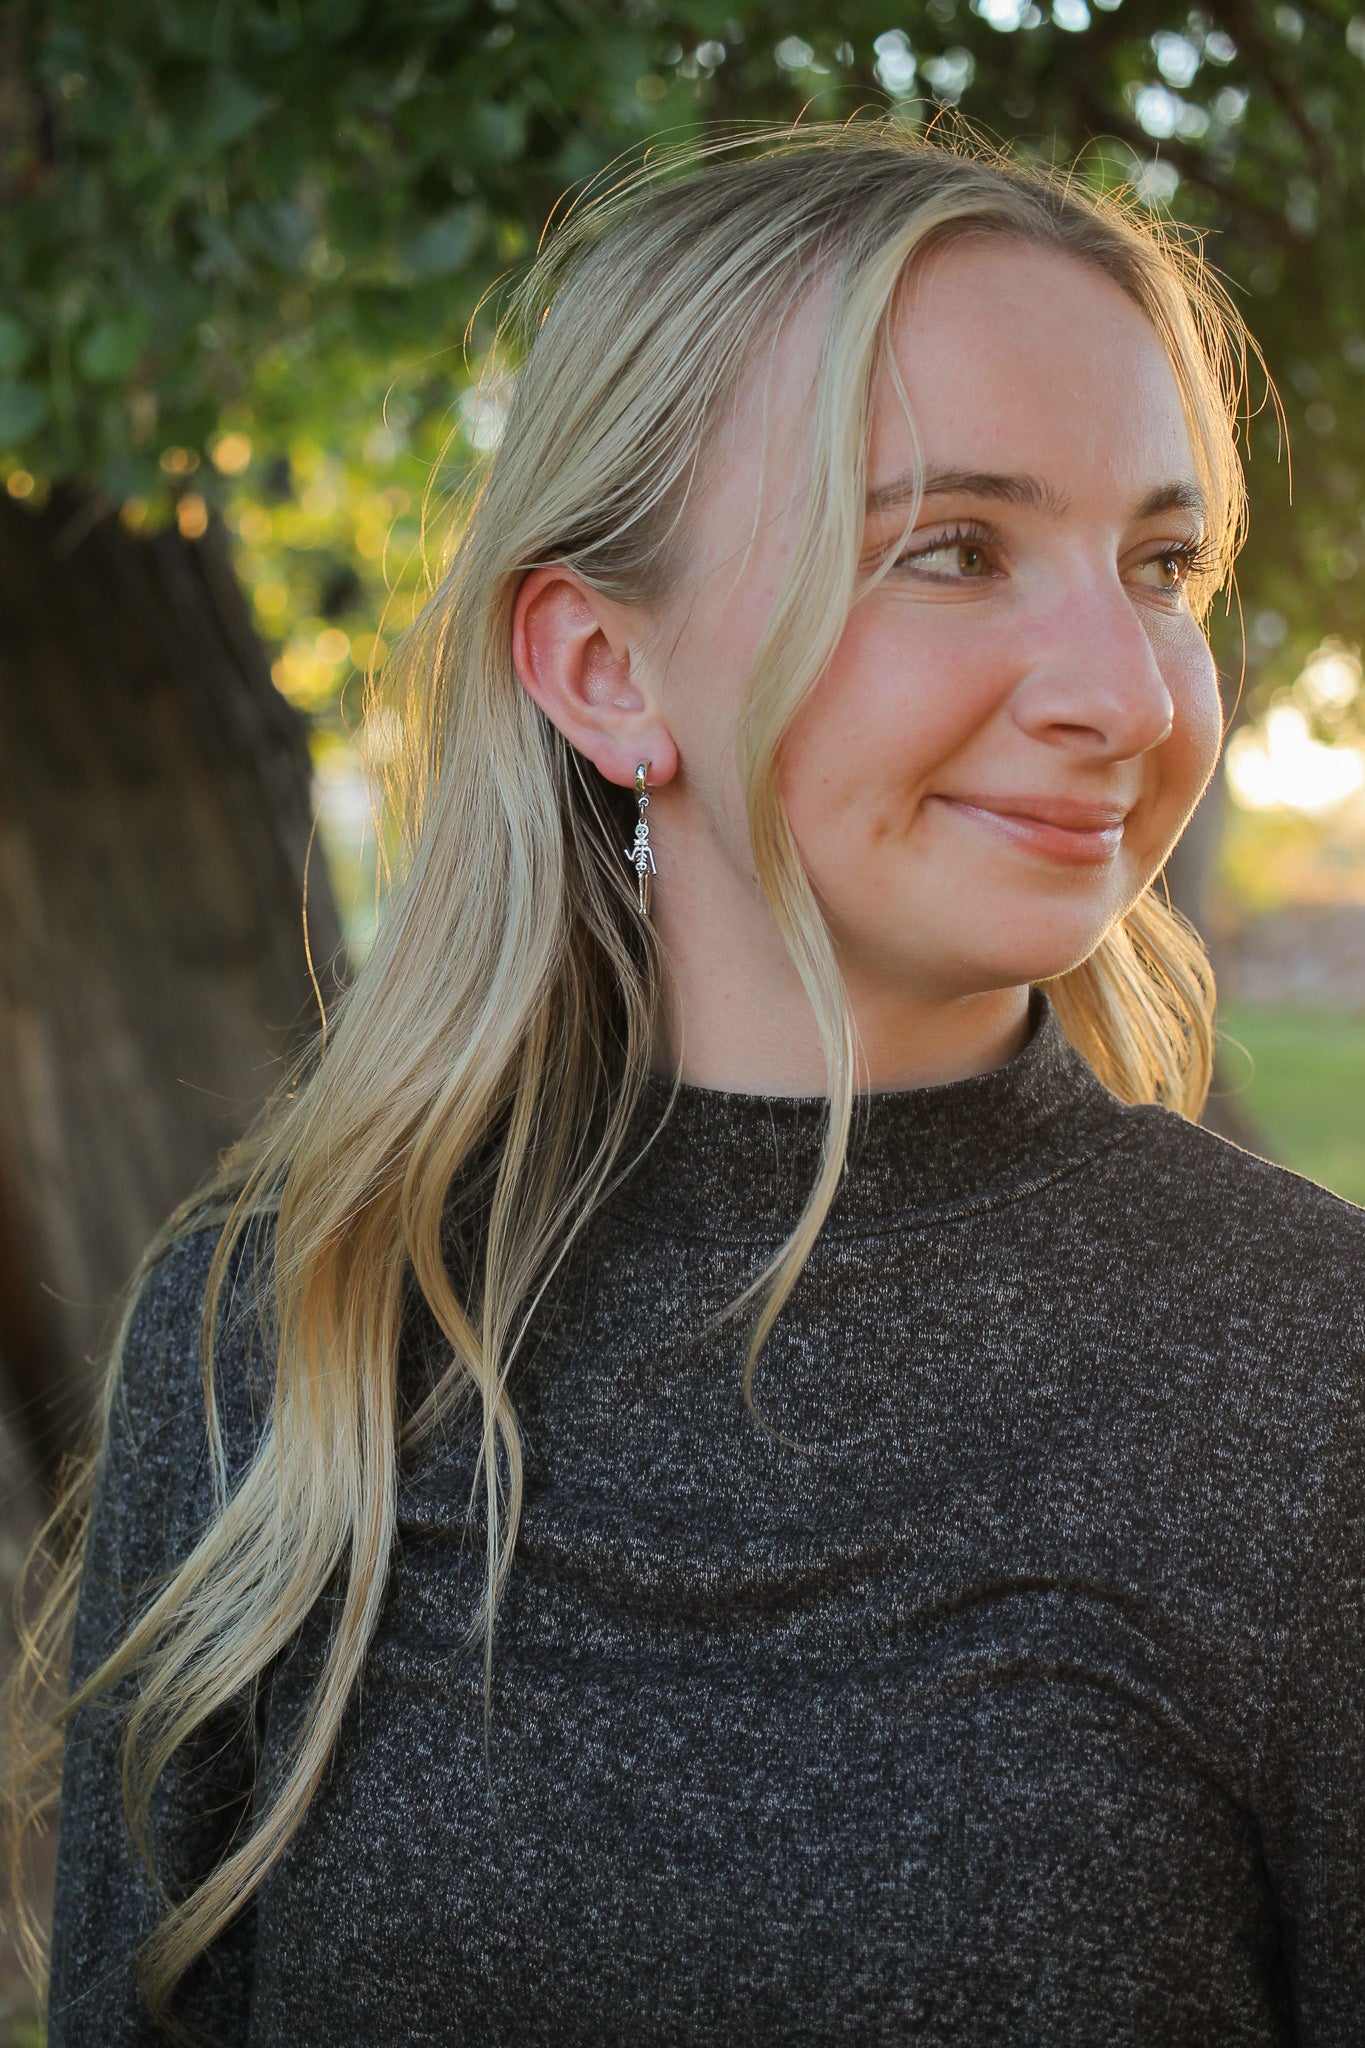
[{"xmin": 0, "ymin": 487, "xmax": 344, "ymax": 1470}]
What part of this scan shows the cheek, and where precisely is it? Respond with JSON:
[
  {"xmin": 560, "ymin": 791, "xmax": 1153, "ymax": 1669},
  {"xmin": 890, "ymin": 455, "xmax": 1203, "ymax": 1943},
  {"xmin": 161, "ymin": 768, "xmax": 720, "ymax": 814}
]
[
  {"xmin": 779, "ymin": 605, "xmax": 1001, "ymax": 831},
  {"xmin": 1160, "ymin": 622, "xmax": 1224, "ymax": 792}
]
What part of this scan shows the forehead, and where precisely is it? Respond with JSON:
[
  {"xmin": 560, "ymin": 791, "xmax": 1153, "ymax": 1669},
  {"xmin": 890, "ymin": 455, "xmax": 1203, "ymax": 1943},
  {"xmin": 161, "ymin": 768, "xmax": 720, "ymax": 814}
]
[{"xmin": 874, "ymin": 235, "xmax": 1197, "ymax": 497}]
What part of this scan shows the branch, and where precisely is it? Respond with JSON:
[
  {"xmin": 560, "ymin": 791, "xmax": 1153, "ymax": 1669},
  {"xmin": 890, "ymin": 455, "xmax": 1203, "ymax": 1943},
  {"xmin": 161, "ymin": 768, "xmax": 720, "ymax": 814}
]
[{"xmin": 1074, "ymin": 93, "xmax": 1298, "ymax": 247}]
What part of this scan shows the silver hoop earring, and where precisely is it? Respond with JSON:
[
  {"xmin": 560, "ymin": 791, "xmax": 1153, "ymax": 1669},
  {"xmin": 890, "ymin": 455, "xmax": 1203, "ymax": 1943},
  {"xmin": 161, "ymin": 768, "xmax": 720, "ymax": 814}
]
[{"xmin": 624, "ymin": 760, "xmax": 658, "ymax": 918}]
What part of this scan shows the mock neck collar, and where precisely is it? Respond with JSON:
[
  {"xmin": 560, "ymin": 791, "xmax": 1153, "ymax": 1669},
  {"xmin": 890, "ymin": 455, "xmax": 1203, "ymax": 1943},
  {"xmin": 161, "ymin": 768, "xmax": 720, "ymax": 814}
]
[{"xmin": 605, "ymin": 986, "xmax": 1128, "ymax": 1242}]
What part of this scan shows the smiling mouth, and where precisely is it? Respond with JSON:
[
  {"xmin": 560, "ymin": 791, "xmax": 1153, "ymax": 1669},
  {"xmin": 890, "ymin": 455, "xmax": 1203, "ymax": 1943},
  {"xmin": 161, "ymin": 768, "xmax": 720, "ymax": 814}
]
[{"xmin": 929, "ymin": 796, "xmax": 1127, "ymax": 865}]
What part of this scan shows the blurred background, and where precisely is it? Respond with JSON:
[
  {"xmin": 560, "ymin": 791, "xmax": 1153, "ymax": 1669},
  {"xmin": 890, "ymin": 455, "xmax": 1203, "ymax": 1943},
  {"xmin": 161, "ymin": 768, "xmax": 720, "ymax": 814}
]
[{"xmin": 1, "ymin": 0, "xmax": 1363, "ymax": 2034}]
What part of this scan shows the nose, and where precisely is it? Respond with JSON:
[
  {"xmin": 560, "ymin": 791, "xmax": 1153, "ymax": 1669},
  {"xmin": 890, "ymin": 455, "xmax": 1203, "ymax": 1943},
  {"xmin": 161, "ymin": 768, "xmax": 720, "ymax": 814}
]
[{"xmin": 1009, "ymin": 581, "xmax": 1177, "ymax": 760}]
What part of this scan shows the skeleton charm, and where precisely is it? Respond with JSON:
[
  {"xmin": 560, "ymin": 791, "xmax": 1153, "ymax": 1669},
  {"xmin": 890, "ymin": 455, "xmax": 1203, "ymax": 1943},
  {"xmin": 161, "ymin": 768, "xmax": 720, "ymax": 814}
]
[{"xmin": 624, "ymin": 760, "xmax": 658, "ymax": 916}]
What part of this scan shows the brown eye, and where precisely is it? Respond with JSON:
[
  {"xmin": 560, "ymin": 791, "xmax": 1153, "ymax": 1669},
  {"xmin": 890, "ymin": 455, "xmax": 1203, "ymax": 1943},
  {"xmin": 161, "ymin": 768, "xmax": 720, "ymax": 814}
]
[
  {"xmin": 894, "ymin": 529, "xmax": 999, "ymax": 581},
  {"xmin": 1133, "ymin": 547, "xmax": 1195, "ymax": 594}
]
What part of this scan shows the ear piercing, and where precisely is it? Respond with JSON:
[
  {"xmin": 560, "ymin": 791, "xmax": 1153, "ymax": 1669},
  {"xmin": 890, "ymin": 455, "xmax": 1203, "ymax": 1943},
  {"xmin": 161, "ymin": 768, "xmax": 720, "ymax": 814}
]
[{"xmin": 624, "ymin": 760, "xmax": 658, "ymax": 917}]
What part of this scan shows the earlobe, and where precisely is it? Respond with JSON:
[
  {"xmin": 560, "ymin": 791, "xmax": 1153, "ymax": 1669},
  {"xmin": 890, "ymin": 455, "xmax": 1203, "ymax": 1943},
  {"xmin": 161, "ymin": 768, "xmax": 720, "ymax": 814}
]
[{"xmin": 510, "ymin": 563, "xmax": 679, "ymax": 792}]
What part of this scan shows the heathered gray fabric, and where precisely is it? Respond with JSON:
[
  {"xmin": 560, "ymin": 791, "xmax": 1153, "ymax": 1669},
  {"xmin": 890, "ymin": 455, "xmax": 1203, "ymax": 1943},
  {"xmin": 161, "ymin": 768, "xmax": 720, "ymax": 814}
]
[{"xmin": 48, "ymin": 985, "xmax": 1365, "ymax": 2046}]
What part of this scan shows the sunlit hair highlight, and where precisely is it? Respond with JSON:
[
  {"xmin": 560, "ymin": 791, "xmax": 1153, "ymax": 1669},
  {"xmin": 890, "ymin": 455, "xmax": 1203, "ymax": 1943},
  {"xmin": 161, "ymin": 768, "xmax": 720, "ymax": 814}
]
[{"xmin": 7, "ymin": 120, "xmax": 1251, "ymax": 2033}]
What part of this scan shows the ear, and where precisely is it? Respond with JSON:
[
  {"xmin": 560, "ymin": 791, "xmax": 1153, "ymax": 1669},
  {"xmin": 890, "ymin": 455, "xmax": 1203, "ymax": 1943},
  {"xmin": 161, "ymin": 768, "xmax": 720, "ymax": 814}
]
[{"xmin": 511, "ymin": 563, "xmax": 678, "ymax": 791}]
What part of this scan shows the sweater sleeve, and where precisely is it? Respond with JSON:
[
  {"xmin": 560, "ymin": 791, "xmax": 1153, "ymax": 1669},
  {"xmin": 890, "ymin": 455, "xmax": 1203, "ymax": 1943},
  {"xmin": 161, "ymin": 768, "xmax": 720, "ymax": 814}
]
[
  {"xmin": 1254, "ymin": 1329, "xmax": 1365, "ymax": 2043},
  {"xmin": 46, "ymin": 1224, "xmax": 274, "ymax": 2048}
]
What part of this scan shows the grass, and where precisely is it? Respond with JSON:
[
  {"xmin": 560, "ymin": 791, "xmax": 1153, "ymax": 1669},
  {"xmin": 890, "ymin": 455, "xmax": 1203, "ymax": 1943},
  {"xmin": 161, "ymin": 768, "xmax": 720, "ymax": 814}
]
[{"xmin": 1213, "ymin": 1005, "xmax": 1365, "ymax": 1208}]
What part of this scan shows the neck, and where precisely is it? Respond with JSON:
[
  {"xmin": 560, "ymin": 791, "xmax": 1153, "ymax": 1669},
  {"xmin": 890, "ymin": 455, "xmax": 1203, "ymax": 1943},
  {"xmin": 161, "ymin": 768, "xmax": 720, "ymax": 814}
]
[
  {"xmin": 650, "ymin": 915, "xmax": 1034, "ymax": 1095},
  {"xmin": 618, "ymin": 984, "xmax": 1121, "ymax": 1242}
]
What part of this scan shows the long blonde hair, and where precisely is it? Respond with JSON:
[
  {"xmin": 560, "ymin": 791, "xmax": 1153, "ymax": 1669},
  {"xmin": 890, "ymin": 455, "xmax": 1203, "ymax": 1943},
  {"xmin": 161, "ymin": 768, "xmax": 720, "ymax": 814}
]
[{"xmin": 9, "ymin": 121, "xmax": 1251, "ymax": 2030}]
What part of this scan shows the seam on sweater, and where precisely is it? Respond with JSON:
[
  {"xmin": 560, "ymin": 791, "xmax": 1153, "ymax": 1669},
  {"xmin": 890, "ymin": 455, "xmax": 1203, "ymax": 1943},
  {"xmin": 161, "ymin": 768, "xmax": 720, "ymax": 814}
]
[{"xmin": 597, "ymin": 1118, "xmax": 1147, "ymax": 1245}]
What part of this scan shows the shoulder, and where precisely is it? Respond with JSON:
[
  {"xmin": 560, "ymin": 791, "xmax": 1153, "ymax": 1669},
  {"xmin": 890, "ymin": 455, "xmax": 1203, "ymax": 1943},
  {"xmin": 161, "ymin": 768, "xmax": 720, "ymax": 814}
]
[
  {"xmin": 98, "ymin": 1216, "xmax": 278, "ymax": 1567},
  {"xmin": 68, "ymin": 1216, "xmax": 279, "ymax": 1679},
  {"xmin": 1091, "ymin": 1096, "xmax": 1365, "ymax": 1322},
  {"xmin": 1094, "ymin": 1095, "xmax": 1365, "ymax": 1496},
  {"xmin": 1070, "ymin": 1103, "xmax": 1365, "ymax": 1623}
]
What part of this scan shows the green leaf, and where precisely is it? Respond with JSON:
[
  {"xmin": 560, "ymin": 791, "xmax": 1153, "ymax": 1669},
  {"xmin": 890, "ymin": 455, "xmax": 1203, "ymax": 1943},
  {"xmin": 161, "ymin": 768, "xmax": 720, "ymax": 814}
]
[
  {"xmin": 76, "ymin": 309, "xmax": 152, "ymax": 383},
  {"xmin": 397, "ymin": 204, "xmax": 483, "ymax": 280},
  {"xmin": 469, "ymin": 103, "xmax": 526, "ymax": 162},
  {"xmin": 0, "ymin": 315, "xmax": 32, "ymax": 377},
  {"xmin": 195, "ymin": 71, "xmax": 275, "ymax": 152},
  {"xmin": 240, "ymin": 199, "xmax": 312, "ymax": 272},
  {"xmin": 192, "ymin": 219, "xmax": 254, "ymax": 288},
  {"xmin": 0, "ymin": 380, "xmax": 50, "ymax": 441}
]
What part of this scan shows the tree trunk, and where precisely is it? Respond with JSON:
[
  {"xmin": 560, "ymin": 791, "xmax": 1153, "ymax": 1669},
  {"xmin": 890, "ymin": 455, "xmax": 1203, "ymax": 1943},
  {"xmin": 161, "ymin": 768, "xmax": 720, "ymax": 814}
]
[{"xmin": 0, "ymin": 487, "xmax": 344, "ymax": 1471}]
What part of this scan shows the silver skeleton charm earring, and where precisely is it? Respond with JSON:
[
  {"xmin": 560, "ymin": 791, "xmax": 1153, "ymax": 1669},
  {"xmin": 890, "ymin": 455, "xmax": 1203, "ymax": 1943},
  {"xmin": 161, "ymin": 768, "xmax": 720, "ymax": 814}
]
[{"xmin": 624, "ymin": 760, "xmax": 658, "ymax": 917}]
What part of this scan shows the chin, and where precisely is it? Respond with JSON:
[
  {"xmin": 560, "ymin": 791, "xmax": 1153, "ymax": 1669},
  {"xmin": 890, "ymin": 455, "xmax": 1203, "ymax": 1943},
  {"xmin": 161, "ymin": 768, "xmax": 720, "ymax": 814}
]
[
  {"xmin": 837, "ymin": 903, "xmax": 1121, "ymax": 996},
  {"xmin": 944, "ymin": 928, "xmax": 1114, "ymax": 995}
]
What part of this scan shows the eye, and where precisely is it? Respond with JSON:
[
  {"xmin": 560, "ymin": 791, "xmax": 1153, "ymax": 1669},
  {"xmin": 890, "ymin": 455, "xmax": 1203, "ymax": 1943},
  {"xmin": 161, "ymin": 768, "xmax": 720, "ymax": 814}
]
[
  {"xmin": 1142, "ymin": 552, "xmax": 1187, "ymax": 591},
  {"xmin": 1132, "ymin": 536, "xmax": 1217, "ymax": 595},
  {"xmin": 894, "ymin": 526, "xmax": 998, "ymax": 581},
  {"xmin": 933, "ymin": 542, "xmax": 990, "ymax": 577}
]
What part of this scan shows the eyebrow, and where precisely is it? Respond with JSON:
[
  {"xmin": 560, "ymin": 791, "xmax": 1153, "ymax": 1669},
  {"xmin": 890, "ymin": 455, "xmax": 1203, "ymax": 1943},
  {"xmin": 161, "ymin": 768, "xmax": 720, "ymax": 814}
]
[{"xmin": 865, "ymin": 466, "xmax": 1207, "ymax": 527}]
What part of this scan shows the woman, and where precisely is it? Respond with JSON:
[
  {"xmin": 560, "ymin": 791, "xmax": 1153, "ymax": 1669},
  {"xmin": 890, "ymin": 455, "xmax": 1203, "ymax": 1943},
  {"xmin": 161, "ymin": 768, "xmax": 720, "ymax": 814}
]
[{"xmin": 24, "ymin": 126, "xmax": 1365, "ymax": 2044}]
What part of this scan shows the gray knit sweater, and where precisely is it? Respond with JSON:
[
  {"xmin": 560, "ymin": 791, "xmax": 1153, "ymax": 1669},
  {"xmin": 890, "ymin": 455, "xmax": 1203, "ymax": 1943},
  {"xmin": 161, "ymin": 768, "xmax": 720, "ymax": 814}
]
[{"xmin": 48, "ymin": 987, "xmax": 1365, "ymax": 2045}]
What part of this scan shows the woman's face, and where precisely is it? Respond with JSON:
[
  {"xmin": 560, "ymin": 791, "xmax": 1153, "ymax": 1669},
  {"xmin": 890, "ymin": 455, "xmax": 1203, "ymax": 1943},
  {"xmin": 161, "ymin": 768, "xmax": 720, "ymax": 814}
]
[{"xmin": 648, "ymin": 234, "xmax": 1224, "ymax": 1019}]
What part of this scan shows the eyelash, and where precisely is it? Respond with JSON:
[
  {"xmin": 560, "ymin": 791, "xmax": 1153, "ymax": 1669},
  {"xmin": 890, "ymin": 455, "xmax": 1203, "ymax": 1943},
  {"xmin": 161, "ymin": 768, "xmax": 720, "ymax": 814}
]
[
  {"xmin": 892, "ymin": 524, "xmax": 994, "ymax": 575},
  {"xmin": 893, "ymin": 522, "xmax": 1219, "ymax": 590},
  {"xmin": 1157, "ymin": 534, "xmax": 1219, "ymax": 584}
]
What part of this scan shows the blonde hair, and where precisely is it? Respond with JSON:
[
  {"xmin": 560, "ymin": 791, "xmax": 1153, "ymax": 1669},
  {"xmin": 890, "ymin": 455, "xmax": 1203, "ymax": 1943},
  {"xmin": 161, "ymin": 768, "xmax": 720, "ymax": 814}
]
[{"xmin": 8, "ymin": 120, "xmax": 1251, "ymax": 2032}]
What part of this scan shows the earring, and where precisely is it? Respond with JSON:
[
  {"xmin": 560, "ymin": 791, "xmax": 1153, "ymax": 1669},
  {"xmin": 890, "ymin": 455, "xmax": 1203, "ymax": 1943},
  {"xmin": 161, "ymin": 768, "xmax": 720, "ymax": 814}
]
[{"xmin": 624, "ymin": 760, "xmax": 658, "ymax": 917}]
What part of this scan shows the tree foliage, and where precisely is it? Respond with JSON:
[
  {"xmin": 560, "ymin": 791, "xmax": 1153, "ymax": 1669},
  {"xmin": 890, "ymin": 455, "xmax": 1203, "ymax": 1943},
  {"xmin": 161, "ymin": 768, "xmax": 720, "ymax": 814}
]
[{"xmin": 3, "ymin": 0, "xmax": 1363, "ymax": 727}]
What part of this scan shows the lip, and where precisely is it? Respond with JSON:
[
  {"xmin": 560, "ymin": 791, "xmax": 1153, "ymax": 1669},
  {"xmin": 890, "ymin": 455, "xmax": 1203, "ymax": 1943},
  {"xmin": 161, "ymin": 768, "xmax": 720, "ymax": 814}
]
[{"xmin": 930, "ymin": 793, "xmax": 1131, "ymax": 865}]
